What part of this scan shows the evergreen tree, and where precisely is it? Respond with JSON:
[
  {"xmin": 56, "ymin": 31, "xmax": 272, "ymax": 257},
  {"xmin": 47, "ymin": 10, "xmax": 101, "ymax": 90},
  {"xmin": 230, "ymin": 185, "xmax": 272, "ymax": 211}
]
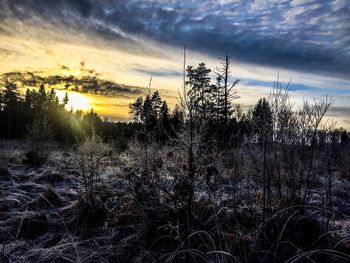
[
  {"xmin": 38, "ymin": 84, "xmax": 47, "ymax": 114},
  {"xmin": 130, "ymin": 97, "xmax": 143, "ymax": 122},
  {"xmin": 341, "ymin": 130, "xmax": 349, "ymax": 146},
  {"xmin": 142, "ymin": 94, "xmax": 157, "ymax": 131},
  {"xmin": 2, "ymin": 80, "xmax": 21, "ymax": 137},
  {"xmin": 171, "ymin": 104, "xmax": 184, "ymax": 133},
  {"xmin": 83, "ymin": 109, "xmax": 103, "ymax": 135},
  {"xmin": 186, "ymin": 63, "xmax": 212, "ymax": 121},
  {"xmin": 215, "ymin": 54, "xmax": 239, "ymax": 122},
  {"xmin": 210, "ymin": 75, "xmax": 223, "ymax": 121},
  {"xmin": 63, "ymin": 92, "xmax": 69, "ymax": 106},
  {"xmin": 151, "ymin": 91, "xmax": 162, "ymax": 119},
  {"xmin": 158, "ymin": 101, "xmax": 173, "ymax": 142},
  {"xmin": 129, "ymin": 91, "xmax": 164, "ymax": 133},
  {"xmin": 252, "ymin": 98, "xmax": 273, "ymax": 144},
  {"xmin": 24, "ymin": 88, "xmax": 34, "ymax": 125}
]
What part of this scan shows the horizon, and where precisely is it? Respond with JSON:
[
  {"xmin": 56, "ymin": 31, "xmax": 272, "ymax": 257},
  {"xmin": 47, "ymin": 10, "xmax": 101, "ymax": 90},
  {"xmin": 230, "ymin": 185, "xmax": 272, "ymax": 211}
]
[{"xmin": 1, "ymin": 0, "xmax": 349, "ymax": 128}]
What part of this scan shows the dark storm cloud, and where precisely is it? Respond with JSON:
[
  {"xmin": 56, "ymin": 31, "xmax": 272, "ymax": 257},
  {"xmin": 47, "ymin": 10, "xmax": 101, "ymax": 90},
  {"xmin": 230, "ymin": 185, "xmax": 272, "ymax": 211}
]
[
  {"xmin": 1, "ymin": 71, "xmax": 145, "ymax": 97},
  {"xmin": 1, "ymin": 0, "xmax": 350, "ymax": 79}
]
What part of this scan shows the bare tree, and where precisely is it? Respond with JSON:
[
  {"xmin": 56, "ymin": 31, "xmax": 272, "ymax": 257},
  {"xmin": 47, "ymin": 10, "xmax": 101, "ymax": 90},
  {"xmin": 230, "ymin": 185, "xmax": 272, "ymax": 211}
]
[{"xmin": 268, "ymin": 77, "xmax": 334, "ymax": 204}]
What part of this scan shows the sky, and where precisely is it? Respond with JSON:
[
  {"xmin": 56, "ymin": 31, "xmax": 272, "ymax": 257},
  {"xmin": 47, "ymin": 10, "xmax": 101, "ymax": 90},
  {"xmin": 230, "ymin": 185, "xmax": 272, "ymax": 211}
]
[{"xmin": 0, "ymin": 0, "xmax": 349, "ymax": 127}]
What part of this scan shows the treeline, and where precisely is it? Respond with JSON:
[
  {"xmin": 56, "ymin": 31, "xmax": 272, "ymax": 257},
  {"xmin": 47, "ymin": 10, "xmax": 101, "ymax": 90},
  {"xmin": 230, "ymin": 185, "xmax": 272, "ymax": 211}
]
[
  {"xmin": 130, "ymin": 59, "xmax": 349, "ymax": 150},
  {"xmin": 129, "ymin": 61, "xmax": 249, "ymax": 149},
  {"xmin": 0, "ymin": 82, "xmax": 140, "ymax": 149},
  {"xmin": 0, "ymin": 57, "xmax": 348, "ymax": 153},
  {"xmin": 129, "ymin": 90, "xmax": 183, "ymax": 143},
  {"xmin": 125, "ymin": 56, "xmax": 350, "ymax": 234}
]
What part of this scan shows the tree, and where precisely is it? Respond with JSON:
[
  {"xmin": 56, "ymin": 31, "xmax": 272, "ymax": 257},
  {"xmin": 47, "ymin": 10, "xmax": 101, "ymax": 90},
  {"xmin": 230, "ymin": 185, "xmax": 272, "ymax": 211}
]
[
  {"xmin": 186, "ymin": 63, "xmax": 212, "ymax": 121},
  {"xmin": 63, "ymin": 92, "xmax": 69, "ymax": 106},
  {"xmin": 151, "ymin": 90, "xmax": 162, "ymax": 119},
  {"xmin": 158, "ymin": 101, "xmax": 173, "ymax": 142},
  {"xmin": 83, "ymin": 109, "xmax": 103, "ymax": 136},
  {"xmin": 2, "ymin": 80, "xmax": 21, "ymax": 137},
  {"xmin": 142, "ymin": 94, "xmax": 157, "ymax": 132},
  {"xmin": 214, "ymin": 53, "xmax": 239, "ymax": 122},
  {"xmin": 129, "ymin": 91, "xmax": 168, "ymax": 136},
  {"xmin": 38, "ymin": 84, "xmax": 47, "ymax": 114},
  {"xmin": 341, "ymin": 130, "xmax": 349, "ymax": 146},
  {"xmin": 251, "ymin": 98, "xmax": 273, "ymax": 221},
  {"xmin": 171, "ymin": 105, "xmax": 184, "ymax": 133},
  {"xmin": 130, "ymin": 97, "xmax": 143, "ymax": 122},
  {"xmin": 252, "ymin": 98, "xmax": 273, "ymax": 144}
]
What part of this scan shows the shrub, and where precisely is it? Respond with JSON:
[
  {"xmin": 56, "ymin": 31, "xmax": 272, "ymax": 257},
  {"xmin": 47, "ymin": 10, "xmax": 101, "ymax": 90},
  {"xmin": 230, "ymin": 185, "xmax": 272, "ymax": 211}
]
[
  {"xmin": 75, "ymin": 133, "xmax": 110, "ymax": 203},
  {"xmin": 23, "ymin": 118, "xmax": 53, "ymax": 167}
]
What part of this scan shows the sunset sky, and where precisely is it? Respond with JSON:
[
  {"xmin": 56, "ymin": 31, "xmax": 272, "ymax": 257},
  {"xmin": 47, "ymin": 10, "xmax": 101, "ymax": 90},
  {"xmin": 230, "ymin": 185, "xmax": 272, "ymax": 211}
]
[{"xmin": 0, "ymin": 0, "xmax": 349, "ymax": 127}]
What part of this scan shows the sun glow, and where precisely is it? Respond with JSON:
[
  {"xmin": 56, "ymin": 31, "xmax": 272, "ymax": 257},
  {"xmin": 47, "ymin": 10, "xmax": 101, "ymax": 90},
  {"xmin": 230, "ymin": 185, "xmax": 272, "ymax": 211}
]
[{"xmin": 55, "ymin": 90, "xmax": 92, "ymax": 112}]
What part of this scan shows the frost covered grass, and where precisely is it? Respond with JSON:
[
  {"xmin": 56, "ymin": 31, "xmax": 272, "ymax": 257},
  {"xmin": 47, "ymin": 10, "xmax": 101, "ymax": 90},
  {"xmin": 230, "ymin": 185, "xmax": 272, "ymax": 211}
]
[{"xmin": 0, "ymin": 140, "xmax": 350, "ymax": 263}]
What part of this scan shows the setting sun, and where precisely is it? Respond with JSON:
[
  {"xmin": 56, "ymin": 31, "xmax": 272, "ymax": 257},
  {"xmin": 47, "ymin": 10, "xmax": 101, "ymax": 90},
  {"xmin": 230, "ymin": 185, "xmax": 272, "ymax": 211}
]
[{"xmin": 55, "ymin": 90, "xmax": 92, "ymax": 112}]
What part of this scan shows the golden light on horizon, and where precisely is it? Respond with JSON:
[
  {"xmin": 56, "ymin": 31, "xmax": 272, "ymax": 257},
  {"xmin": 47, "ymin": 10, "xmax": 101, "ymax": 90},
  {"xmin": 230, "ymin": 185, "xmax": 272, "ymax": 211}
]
[
  {"xmin": 55, "ymin": 90, "xmax": 92, "ymax": 112},
  {"xmin": 1, "ymin": 22, "xmax": 349, "ymax": 128}
]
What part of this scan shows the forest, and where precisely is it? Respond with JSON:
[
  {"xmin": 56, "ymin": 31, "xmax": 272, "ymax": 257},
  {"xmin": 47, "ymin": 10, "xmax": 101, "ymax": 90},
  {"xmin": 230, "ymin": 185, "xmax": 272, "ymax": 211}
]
[{"xmin": 1, "ymin": 56, "xmax": 350, "ymax": 262}]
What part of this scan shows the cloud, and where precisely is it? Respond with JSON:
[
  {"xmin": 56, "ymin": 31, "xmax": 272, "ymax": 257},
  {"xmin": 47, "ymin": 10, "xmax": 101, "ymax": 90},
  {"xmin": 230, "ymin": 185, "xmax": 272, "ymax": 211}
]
[
  {"xmin": 329, "ymin": 106, "xmax": 350, "ymax": 117},
  {"xmin": 131, "ymin": 64, "xmax": 182, "ymax": 77},
  {"xmin": 1, "ymin": 71, "xmax": 146, "ymax": 97},
  {"xmin": 0, "ymin": 0, "xmax": 349, "ymax": 80}
]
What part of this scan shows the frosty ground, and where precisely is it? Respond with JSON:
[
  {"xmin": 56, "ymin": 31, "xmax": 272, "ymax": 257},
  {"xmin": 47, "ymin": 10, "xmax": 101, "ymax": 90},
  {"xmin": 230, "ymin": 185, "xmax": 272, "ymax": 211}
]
[{"xmin": 1, "ymin": 140, "xmax": 350, "ymax": 263}]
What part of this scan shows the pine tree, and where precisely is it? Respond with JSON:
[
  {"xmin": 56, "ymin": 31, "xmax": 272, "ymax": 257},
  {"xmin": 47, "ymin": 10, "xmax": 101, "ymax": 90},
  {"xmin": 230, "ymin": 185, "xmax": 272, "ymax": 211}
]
[
  {"xmin": 341, "ymin": 130, "xmax": 349, "ymax": 146},
  {"xmin": 142, "ymin": 94, "xmax": 157, "ymax": 131},
  {"xmin": 129, "ymin": 91, "xmax": 163, "ymax": 132},
  {"xmin": 83, "ymin": 109, "xmax": 103, "ymax": 135},
  {"xmin": 63, "ymin": 92, "xmax": 69, "ymax": 106},
  {"xmin": 151, "ymin": 91, "xmax": 162, "ymax": 119},
  {"xmin": 186, "ymin": 63, "xmax": 212, "ymax": 120},
  {"xmin": 3, "ymin": 81, "xmax": 19, "ymax": 110},
  {"xmin": 38, "ymin": 84, "xmax": 47, "ymax": 109},
  {"xmin": 252, "ymin": 98, "xmax": 273, "ymax": 144},
  {"xmin": 214, "ymin": 54, "xmax": 239, "ymax": 122},
  {"xmin": 158, "ymin": 101, "xmax": 172, "ymax": 142},
  {"xmin": 171, "ymin": 105, "xmax": 184, "ymax": 133},
  {"xmin": 210, "ymin": 75, "xmax": 224, "ymax": 121},
  {"xmin": 130, "ymin": 97, "xmax": 143, "ymax": 122},
  {"xmin": 24, "ymin": 89, "xmax": 34, "ymax": 124},
  {"xmin": 3, "ymin": 81, "xmax": 21, "ymax": 137}
]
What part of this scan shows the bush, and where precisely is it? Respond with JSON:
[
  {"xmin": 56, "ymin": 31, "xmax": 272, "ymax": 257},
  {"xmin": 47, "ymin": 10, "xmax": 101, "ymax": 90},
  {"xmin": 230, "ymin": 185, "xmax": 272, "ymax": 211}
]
[
  {"xmin": 75, "ymin": 133, "xmax": 110, "ymax": 203},
  {"xmin": 23, "ymin": 118, "xmax": 53, "ymax": 167}
]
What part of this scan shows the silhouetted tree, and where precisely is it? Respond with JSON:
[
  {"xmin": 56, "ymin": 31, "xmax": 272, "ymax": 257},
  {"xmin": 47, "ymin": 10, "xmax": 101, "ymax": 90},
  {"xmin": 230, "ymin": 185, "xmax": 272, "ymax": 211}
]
[
  {"xmin": 341, "ymin": 130, "xmax": 349, "ymax": 146},
  {"xmin": 158, "ymin": 101, "xmax": 173, "ymax": 142},
  {"xmin": 151, "ymin": 90, "xmax": 162, "ymax": 119},
  {"xmin": 2, "ymin": 80, "xmax": 22, "ymax": 137},
  {"xmin": 63, "ymin": 92, "xmax": 69, "ymax": 106},
  {"xmin": 252, "ymin": 98, "xmax": 273, "ymax": 144},
  {"xmin": 83, "ymin": 109, "xmax": 103, "ymax": 136},
  {"xmin": 186, "ymin": 63, "xmax": 212, "ymax": 121},
  {"xmin": 130, "ymin": 97, "xmax": 143, "ymax": 122},
  {"xmin": 214, "ymin": 53, "xmax": 239, "ymax": 122},
  {"xmin": 170, "ymin": 104, "xmax": 184, "ymax": 133}
]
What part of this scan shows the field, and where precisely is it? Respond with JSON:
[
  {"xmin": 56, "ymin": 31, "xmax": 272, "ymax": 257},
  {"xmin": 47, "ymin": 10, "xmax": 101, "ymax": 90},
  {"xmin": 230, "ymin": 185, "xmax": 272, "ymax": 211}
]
[{"xmin": 1, "ymin": 139, "xmax": 350, "ymax": 262}]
